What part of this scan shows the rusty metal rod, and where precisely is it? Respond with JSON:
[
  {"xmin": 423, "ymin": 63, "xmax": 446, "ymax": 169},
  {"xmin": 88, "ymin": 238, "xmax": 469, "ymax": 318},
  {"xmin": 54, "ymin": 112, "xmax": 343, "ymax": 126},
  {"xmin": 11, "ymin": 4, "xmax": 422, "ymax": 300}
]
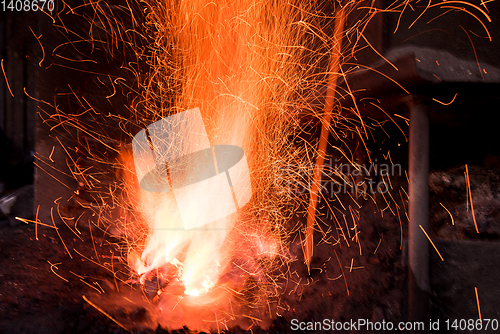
[{"xmin": 304, "ymin": 8, "xmax": 345, "ymax": 271}]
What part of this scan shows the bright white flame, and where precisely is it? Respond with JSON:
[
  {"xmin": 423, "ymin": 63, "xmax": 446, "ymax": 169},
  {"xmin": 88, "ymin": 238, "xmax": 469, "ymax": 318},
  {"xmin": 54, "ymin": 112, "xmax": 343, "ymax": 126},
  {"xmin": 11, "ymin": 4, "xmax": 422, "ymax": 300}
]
[
  {"xmin": 185, "ymin": 289, "xmax": 199, "ymax": 296},
  {"xmin": 132, "ymin": 108, "xmax": 253, "ymax": 294},
  {"xmin": 184, "ymin": 277, "xmax": 215, "ymax": 296}
]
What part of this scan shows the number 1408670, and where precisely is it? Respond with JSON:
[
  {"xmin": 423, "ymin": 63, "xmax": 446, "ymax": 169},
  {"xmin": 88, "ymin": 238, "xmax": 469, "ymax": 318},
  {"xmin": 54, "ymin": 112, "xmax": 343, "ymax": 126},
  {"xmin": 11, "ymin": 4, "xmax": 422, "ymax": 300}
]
[{"xmin": 1, "ymin": 0, "xmax": 54, "ymax": 11}]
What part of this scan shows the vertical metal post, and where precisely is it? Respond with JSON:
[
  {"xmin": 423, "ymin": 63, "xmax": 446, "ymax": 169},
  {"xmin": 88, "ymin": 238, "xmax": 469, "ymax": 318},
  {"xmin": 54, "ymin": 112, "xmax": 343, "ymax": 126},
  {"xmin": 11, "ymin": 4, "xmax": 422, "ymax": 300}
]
[{"xmin": 408, "ymin": 96, "xmax": 430, "ymax": 324}]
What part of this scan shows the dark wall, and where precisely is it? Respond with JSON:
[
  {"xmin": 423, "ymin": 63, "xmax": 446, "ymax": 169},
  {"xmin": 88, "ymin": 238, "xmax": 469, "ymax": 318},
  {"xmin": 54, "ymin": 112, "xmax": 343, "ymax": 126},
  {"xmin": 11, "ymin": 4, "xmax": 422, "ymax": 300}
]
[{"xmin": 1, "ymin": 9, "xmax": 42, "ymax": 154}]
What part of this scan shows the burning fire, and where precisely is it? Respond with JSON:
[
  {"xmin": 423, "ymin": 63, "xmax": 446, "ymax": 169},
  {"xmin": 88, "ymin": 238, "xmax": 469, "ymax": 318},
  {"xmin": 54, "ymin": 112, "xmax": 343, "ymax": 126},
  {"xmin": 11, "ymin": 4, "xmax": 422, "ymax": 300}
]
[
  {"xmin": 119, "ymin": 0, "xmax": 326, "ymax": 329},
  {"xmin": 130, "ymin": 107, "xmax": 253, "ymax": 295}
]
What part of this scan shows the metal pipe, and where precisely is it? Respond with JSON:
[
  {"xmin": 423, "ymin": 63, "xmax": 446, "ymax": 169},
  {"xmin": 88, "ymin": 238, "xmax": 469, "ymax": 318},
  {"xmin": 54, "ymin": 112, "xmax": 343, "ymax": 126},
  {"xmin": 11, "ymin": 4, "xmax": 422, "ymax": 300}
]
[{"xmin": 408, "ymin": 96, "xmax": 430, "ymax": 324}]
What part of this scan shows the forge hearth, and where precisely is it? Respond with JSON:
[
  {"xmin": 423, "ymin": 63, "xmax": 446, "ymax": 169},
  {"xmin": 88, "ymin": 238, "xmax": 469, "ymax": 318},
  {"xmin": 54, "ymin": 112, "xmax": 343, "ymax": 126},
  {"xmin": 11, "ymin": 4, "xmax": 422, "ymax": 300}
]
[{"xmin": 1, "ymin": 0, "xmax": 500, "ymax": 333}]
